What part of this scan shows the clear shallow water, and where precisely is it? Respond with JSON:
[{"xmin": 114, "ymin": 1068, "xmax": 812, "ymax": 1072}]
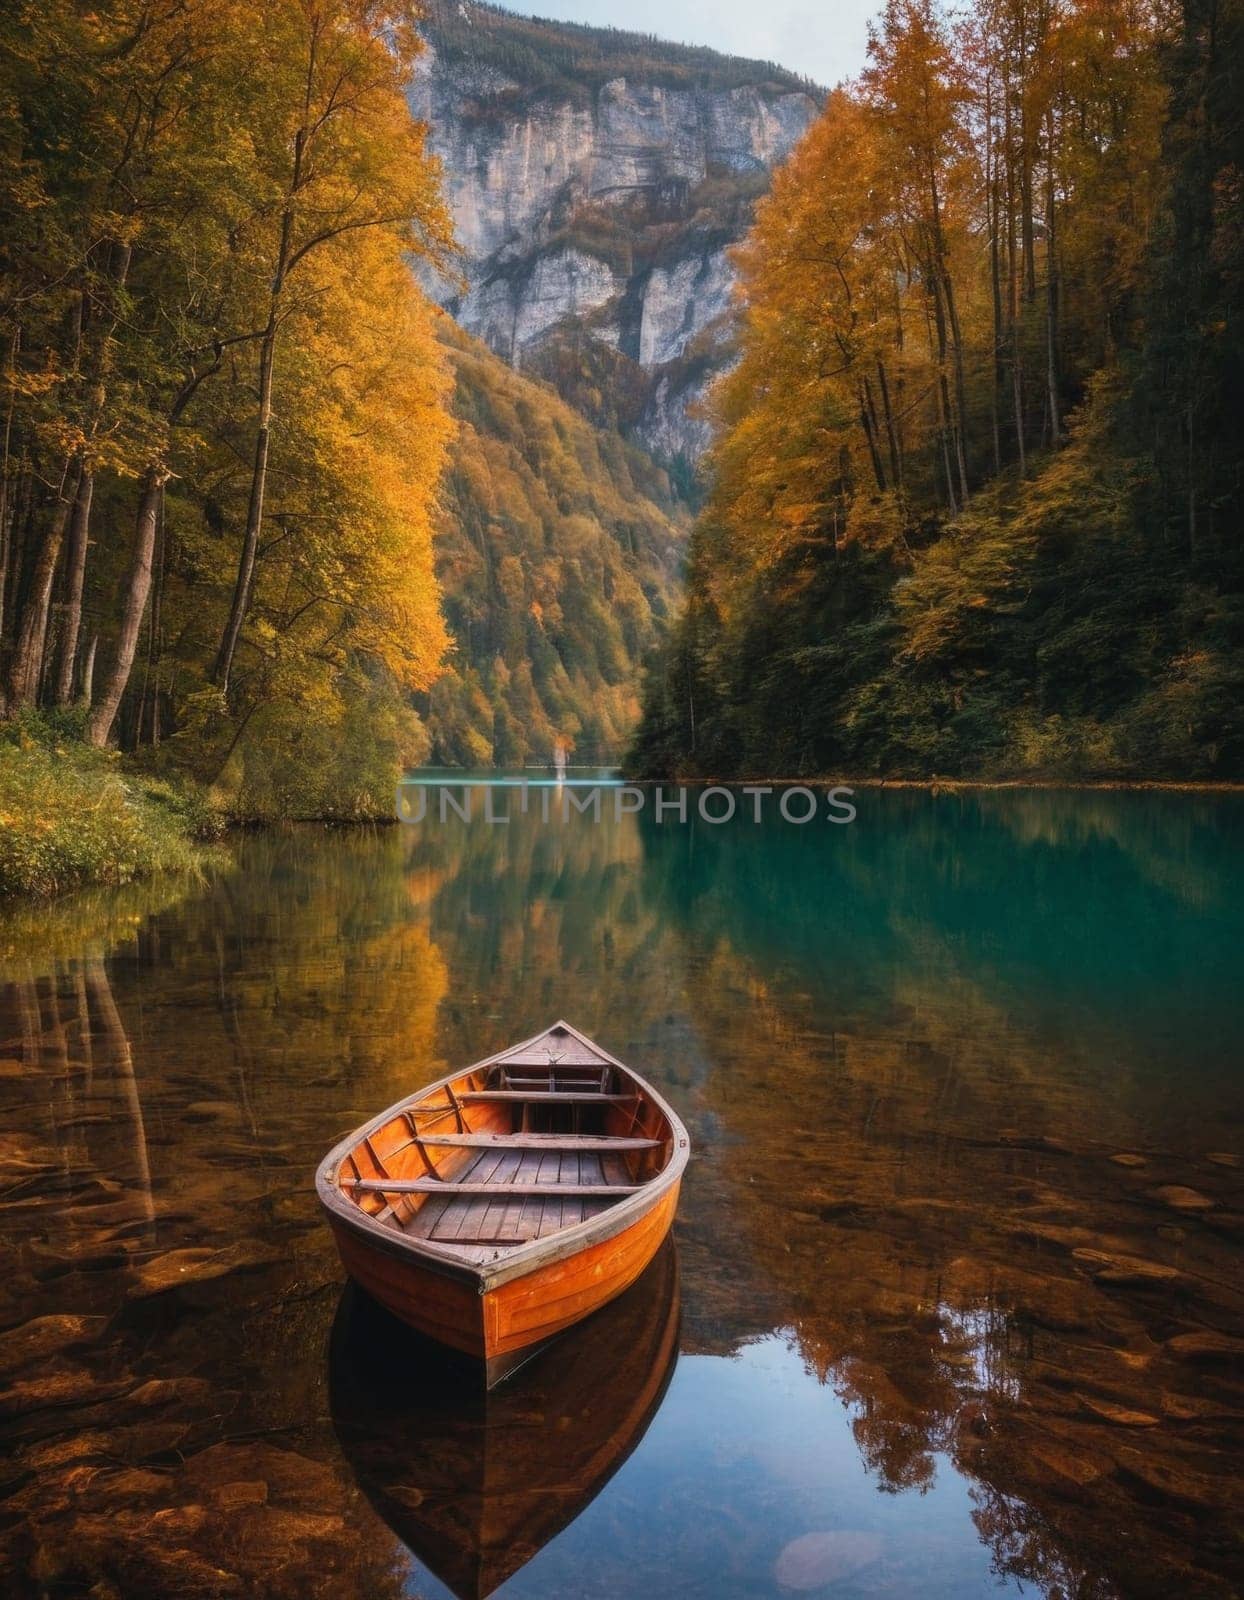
[{"xmin": 1, "ymin": 785, "xmax": 1242, "ymax": 1599}]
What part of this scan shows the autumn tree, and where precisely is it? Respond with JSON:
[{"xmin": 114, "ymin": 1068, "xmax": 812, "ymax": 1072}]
[
  {"xmin": 210, "ymin": 0, "xmax": 452, "ymax": 697},
  {"xmin": 0, "ymin": 0, "xmax": 454, "ymax": 808},
  {"xmin": 633, "ymin": 0, "xmax": 1240, "ymax": 785}
]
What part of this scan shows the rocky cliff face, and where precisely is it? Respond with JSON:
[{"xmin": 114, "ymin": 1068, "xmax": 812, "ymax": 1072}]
[{"xmin": 411, "ymin": 3, "xmax": 818, "ymax": 468}]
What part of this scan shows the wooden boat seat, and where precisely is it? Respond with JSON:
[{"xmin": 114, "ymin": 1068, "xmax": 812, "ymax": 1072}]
[
  {"xmin": 415, "ymin": 1133, "xmax": 661, "ymax": 1150},
  {"xmin": 347, "ymin": 1179, "xmax": 642, "ymax": 1196},
  {"xmin": 366, "ymin": 1136, "xmax": 647, "ymax": 1256},
  {"xmin": 457, "ymin": 1090, "xmax": 634, "ymax": 1103}
]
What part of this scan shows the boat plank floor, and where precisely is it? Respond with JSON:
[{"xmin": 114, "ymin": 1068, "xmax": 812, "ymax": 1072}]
[{"xmin": 401, "ymin": 1145, "xmax": 623, "ymax": 1250}]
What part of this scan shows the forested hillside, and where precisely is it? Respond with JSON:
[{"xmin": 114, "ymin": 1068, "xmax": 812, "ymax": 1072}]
[
  {"xmin": 425, "ymin": 325, "xmax": 686, "ymax": 766},
  {"xmin": 0, "ymin": 0, "xmax": 451, "ymax": 826},
  {"xmin": 634, "ymin": 0, "xmax": 1244, "ymax": 782},
  {"xmin": 423, "ymin": 0, "xmax": 812, "ymax": 94}
]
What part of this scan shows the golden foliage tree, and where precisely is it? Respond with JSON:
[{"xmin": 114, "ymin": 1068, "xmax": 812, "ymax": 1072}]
[{"xmin": 0, "ymin": 0, "xmax": 453, "ymax": 813}]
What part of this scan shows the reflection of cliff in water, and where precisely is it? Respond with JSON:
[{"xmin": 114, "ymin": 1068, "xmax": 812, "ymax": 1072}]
[{"xmin": 330, "ymin": 1240, "xmax": 681, "ymax": 1600}]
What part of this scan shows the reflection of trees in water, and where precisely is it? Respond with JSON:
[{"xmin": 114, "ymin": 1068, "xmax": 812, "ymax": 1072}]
[
  {"xmin": 970, "ymin": 1483, "xmax": 1117, "ymax": 1600},
  {"xmin": 1, "ymin": 953, "xmax": 155, "ymax": 1228},
  {"xmin": 631, "ymin": 800, "xmax": 1244, "ymax": 1599},
  {"xmin": 635, "ymin": 788, "xmax": 1244, "ymax": 1096},
  {"xmin": 1, "ymin": 811, "xmax": 1238, "ymax": 1599},
  {"xmin": 399, "ymin": 807, "xmax": 692, "ymax": 1075},
  {"xmin": 0, "ymin": 857, "xmax": 428, "ymax": 1600},
  {"xmin": 84, "ymin": 954, "xmax": 155, "ymax": 1219}
]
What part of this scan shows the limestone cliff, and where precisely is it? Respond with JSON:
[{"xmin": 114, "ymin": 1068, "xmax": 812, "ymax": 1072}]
[{"xmin": 412, "ymin": 2, "xmax": 819, "ymax": 469}]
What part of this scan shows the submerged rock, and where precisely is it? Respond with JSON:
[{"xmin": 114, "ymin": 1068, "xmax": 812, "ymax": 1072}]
[
  {"xmin": 1112, "ymin": 1446, "xmax": 1227, "ymax": 1509},
  {"xmin": 19, "ymin": 1430, "xmax": 113, "ymax": 1472},
  {"xmin": 182, "ymin": 1441, "xmax": 338, "ymax": 1506},
  {"xmin": 1076, "ymin": 1393, "xmax": 1161, "ymax": 1427},
  {"xmin": 0, "ymin": 1314, "xmax": 108, "ymax": 1377},
  {"xmin": 210, "ymin": 1480, "xmax": 269, "ymax": 1511},
  {"xmin": 126, "ymin": 1376, "xmax": 213, "ymax": 1408},
  {"xmin": 1149, "ymin": 1185, "xmax": 1215, "ymax": 1211},
  {"xmin": 1028, "ymin": 1436, "xmax": 1111, "ymax": 1487},
  {"xmin": 774, "ymin": 1530, "xmax": 883, "ymax": 1590},
  {"xmin": 127, "ymin": 1242, "xmax": 280, "ymax": 1298},
  {"xmin": 1070, "ymin": 1248, "xmax": 1181, "ymax": 1286},
  {"xmin": 1165, "ymin": 1330, "xmax": 1244, "ymax": 1363},
  {"xmin": 0, "ymin": 1369, "xmax": 129, "ymax": 1418},
  {"xmin": 92, "ymin": 1466, "xmax": 172, "ymax": 1501}
]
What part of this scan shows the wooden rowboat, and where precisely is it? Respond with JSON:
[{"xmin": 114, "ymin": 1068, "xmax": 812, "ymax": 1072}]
[{"xmin": 316, "ymin": 1020, "xmax": 689, "ymax": 1386}]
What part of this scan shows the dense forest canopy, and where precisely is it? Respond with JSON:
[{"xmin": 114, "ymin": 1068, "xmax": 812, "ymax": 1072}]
[
  {"xmin": 4, "ymin": 0, "xmax": 1240, "ymax": 832},
  {"xmin": 633, "ymin": 0, "xmax": 1244, "ymax": 781},
  {"xmin": 0, "ymin": 0, "xmax": 452, "ymax": 815}
]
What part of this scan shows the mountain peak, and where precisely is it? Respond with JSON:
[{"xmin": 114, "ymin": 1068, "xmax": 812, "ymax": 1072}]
[{"xmin": 421, "ymin": 1, "xmax": 820, "ymax": 99}]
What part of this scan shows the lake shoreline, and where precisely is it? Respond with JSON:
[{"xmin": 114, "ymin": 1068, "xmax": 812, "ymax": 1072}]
[
  {"xmin": 626, "ymin": 774, "xmax": 1244, "ymax": 793},
  {"xmin": 8, "ymin": 755, "xmax": 1244, "ymax": 902}
]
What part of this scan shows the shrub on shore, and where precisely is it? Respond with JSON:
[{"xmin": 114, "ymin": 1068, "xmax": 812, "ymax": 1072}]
[{"xmin": 0, "ymin": 717, "xmax": 222, "ymax": 898}]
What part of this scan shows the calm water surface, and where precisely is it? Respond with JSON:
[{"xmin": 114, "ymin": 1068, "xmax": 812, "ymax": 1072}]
[{"xmin": 1, "ymin": 785, "xmax": 1242, "ymax": 1599}]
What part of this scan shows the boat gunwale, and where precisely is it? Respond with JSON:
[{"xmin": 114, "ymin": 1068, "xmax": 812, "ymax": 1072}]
[{"xmin": 315, "ymin": 1020, "xmax": 690, "ymax": 1293}]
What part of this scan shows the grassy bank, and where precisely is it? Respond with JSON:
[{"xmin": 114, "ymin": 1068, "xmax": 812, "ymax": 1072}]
[{"xmin": 0, "ymin": 715, "xmax": 223, "ymax": 899}]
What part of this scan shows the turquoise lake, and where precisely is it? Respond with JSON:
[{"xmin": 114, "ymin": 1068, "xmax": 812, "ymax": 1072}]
[{"xmin": 1, "ymin": 784, "xmax": 1241, "ymax": 1598}]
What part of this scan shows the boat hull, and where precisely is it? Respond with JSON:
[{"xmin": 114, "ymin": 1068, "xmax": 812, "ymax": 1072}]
[{"xmin": 327, "ymin": 1178, "xmax": 680, "ymax": 1385}]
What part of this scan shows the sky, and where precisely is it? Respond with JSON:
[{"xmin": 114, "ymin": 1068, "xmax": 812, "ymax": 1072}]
[{"xmin": 493, "ymin": 0, "xmax": 876, "ymax": 88}]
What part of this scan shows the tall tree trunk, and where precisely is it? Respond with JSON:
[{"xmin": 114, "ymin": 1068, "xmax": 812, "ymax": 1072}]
[
  {"xmin": 933, "ymin": 376, "xmax": 958, "ymax": 516},
  {"xmin": 1019, "ymin": 4, "xmax": 1037, "ymax": 306},
  {"xmin": 927, "ymin": 169, "xmax": 969, "ymax": 505},
  {"xmin": 1004, "ymin": 71, "xmax": 1026, "ymax": 477},
  {"xmin": 942, "ymin": 269, "xmax": 971, "ymax": 501},
  {"xmin": 1012, "ymin": 334, "xmax": 1027, "ymax": 478},
  {"xmin": 1044, "ymin": 107, "xmax": 1061, "ymax": 446},
  {"xmin": 859, "ymin": 377, "xmax": 888, "ymax": 492},
  {"xmin": 1020, "ymin": 155, "xmax": 1036, "ymax": 301},
  {"xmin": 0, "ymin": 328, "xmax": 18, "ymax": 670},
  {"xmin": 2, "ymin": 461, "xmax": 32, "ymax": 660},
  {"xmin": 54, "ymin": 469, "xmax": 94, "ymax": 704},
  {"xmin": 877, "ymin": 358, "xmax": 903, "ymax": 489},
  {"xmin": 6, "ymin": 464, "xmax": 80, "ymax": 709},
  {"xmin": 35, "ymin": 241, "xmax": 134, "ymax": 711},
  {"xmin": 214, "ymin": 71, "xmax": 315, "ymax": 697},
  {"xmin": 987, "ymin": 79, "xmax": 1005, "ymax": 475},
  {"xmin": 86, "ymin": 467, "xmax": 166, "ymax": 747},
  {"xmin": 80, "ymin": 634, "xmax": 97, "ymax": 707},
  {"xmin": 213, "ymin": 316, "xmax": 278, "ymax": 694},
  {"xmin": 136, "ymin": 490, "xmax": 165, "ymax": 746}
]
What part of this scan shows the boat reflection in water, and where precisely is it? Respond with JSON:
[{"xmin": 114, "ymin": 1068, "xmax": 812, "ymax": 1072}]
[{"xmin": 330, "ymin": 1238, "xmax": 681, "ymax": 1600}]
